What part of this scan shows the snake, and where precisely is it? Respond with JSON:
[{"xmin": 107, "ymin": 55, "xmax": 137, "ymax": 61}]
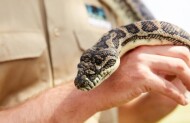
[{"xmin": 74, "ymin": 1, "xmax": 190, "ymax": 91}]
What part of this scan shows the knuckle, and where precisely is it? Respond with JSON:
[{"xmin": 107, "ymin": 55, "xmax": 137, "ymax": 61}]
[
  {"xmin": 163, "ymin": 87, "xmax": 174, "ymax": 94},
  {"xmin": 133, "ymin": 53, "xmax": 147, "ymax": 62},
  {"xmin": 175, "ymin": 59, "xmax": 187, "ymax": 71},
  {"xmin": 176, "ymin": 47, "xmax": 190, "ymax": 60},
  {"xmin": 136, "ymin": 66, "xmax": 151, "ymax": 79},
  {"xmin": 130, "ymin": 65, "xmax": 149, "ymax": 80}
]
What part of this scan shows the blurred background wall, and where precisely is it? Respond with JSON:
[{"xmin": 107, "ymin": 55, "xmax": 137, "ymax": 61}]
[{"xmin": 142, "ymin": 0, "xmax": 190, "ymax": 32}]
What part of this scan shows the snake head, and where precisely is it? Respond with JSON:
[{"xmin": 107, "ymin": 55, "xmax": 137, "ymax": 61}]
[{"xmin": 74, "ymin": 48, "xmax": 120, "ymax": 91}]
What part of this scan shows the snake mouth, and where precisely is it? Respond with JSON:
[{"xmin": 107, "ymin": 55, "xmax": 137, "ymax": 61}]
[
  {"xmin": 74, "ymin": 70, "xmax": 112, "ymax": 91},
  {"xmin": 75, "ymin": 70, "xmax": 111, "ymax": 91},
  {"xmin": 75, "ymin": 77, "xmax": 98, "ymax": 91},
  {"xmin": 74, "ymin": 76, "xmax": 93, "ymax": 91},
  {"xmin": 75, "ymin": 57, "xmax": 120, "ymax": 91}
]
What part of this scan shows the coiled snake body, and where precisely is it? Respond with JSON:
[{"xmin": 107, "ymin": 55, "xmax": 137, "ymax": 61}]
[{"xmin": 74, "ymin": 1, "xmax": 190, "ymax": 91}]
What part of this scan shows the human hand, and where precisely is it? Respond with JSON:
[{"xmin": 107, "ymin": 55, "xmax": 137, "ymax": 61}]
[
  {"xmin": 119, "ymin": 77, "xmax": 186, "ymax": 123},
  {"xmin": 93, "ymin": 45, "xmax": 190, "ymax": 110}
]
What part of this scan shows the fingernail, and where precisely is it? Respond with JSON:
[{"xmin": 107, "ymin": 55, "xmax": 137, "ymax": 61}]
[
  {"xmin": 181, "ymin": 98, "xmax": 188, "ymax": 105},
  {"xmin": 180, "ymin": 95, "xmax": 188, "ymax": 105}
]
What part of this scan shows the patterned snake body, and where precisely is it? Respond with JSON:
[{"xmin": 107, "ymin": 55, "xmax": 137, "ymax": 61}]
[{"xmin": 74, "ymin": 20, "xmax": 190, "ymax": 91}]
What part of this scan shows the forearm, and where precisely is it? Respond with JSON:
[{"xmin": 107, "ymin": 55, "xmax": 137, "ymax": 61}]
[
  {"xmin": 0, "ymin": 94, "xmax": 52, "ymax": 123},
  {"xmin": 119, "ymin": 93, "xmax": 178, "ymax": 123},
  {"xmin": 0, "ymin": 77, "xmax": 138, "ymax": 123},
  {"xmin": 0, "ymin": 82, "xmax": 99, "ymax": 123}
]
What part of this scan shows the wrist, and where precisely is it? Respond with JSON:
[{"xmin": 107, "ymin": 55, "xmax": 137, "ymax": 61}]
[{"xmin": 91, "ymin": 78, "xmax": 141, "ymax": 111}]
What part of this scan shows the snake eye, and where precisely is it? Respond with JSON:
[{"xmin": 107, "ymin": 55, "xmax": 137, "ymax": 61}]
[{"xmin": 94, "ymin": 55, "xmax": 104, "ymax": 65}]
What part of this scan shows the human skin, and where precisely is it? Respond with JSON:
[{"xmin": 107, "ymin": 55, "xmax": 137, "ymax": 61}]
[
  {"xmin": 0, "ymin": 46, "xmax": 190, "ymax": 123},
  {"xmin": 119, "ymin": 46, "xmax": 189, "ymax": 123},
  {"xmin": 119, "ymin": 89, "xmax": 180, "ymax": 123},
  {"xmin": 119, "ymin": 77, "xmax": 187, "ymax": 123}
]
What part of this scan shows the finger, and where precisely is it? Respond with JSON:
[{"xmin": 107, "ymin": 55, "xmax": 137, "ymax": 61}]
[
  {"xmin": 161, "ymin": 75, "xmax": 186, "ymax": 92},
  {"xmin": 158, "ymin": 75, "xmax": 188, "ymax": 94},
  {"xmin": 136, "ymin": 45, "xmax": 190, "ymax": 66},
  {"xmin": 143, "ymin": 54, "xmax": 190, "ymax": 91},
  {"xmin": 162, "ymin": 76, "xmax": 189, "ymax": 99},
  {"xmin": 145, "ymin": 70, "xmax": 188, "ymax": 105},
  {"xmin": 171, "ymin": 78, "xmax": 189, "ymax": 102},
  {"xmin": 172, "ymin": 77, "xmax": 188, "ymax": 94}
]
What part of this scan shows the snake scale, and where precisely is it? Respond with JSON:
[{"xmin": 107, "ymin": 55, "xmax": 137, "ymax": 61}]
[{"xmin": 74, "ymin": 1, "xmax": 190, "ymax": 91}]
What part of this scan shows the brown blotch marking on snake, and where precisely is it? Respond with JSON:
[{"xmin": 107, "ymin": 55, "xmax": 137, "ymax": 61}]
[
  {"xmin": 178, "ymin": 29, "xmax": 190, "ymax": 40},
  {"xmin": 124, "ymin": 23, "xmax": 140, "ymax": 34},
  {"xmin": 141, "ymin": 21, "xmax": 158, "ymax": 32},
  {"xmin": 160, "ymin": 21, "xmax": 179, "ymax": 35},
  {"xmin": 95, "ymin": 29, "xmax": 126, "ymax": 49},
  {"xmin": 161, "ymin": 21, "xmax": 190, "ymax": 40},
  {"xmin": 110, "ymin": 29, "xmax": 126, "ymax": 49},
  {"xmin": 95, "ymin": 33, "xmax": 111, "ymax": 49}
]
